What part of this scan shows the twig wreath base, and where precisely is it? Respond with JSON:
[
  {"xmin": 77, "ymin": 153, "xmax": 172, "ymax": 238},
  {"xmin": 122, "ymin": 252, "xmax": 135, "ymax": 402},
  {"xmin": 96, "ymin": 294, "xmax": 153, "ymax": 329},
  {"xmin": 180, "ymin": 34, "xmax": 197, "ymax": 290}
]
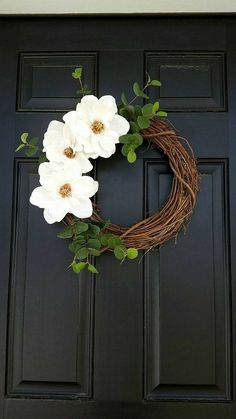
[{"xmin": 65, "ymin": 117, "xmax": 199, "ymax": 251}]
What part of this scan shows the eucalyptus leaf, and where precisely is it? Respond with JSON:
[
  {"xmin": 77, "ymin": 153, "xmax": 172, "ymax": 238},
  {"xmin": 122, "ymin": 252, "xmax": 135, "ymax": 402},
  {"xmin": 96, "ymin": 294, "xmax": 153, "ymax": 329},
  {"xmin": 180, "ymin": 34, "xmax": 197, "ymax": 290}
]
[
  {"xmin": 87, "ymin": 224, "xmax": 101, "ymax": 237},
  {"xmin": 121, "ymin": 144, "xmax": 129, "ymax": 157},
  {"xmin": 132, "ymin": 133, "xmax": 143, "ymax": 146},
  {"xmin": 138, "ymin": 91, "xmax": 149, "ymax": 99},
  {"xmin": 87, "ymin": 239, "xmax": 101, "ymax": 250},
  {"xmin": 129, "ymin": 121, "xmax": 139, "ymax": 133},
  {"xmin": 57, "ymin": 226, "xmax": 73, "ymax": 239},
  {"xmin": 74, "ymin": 222, "xmax": 88, "ymax": 234},
  {"xmin": 152, "ymin": 101, "xmax": 160, "ymax": 113},
  {"xmin": 108, "ymin": 236, "xmax": 122, "ymax": 249},
  {"xmin": 157, "ymin": 111, "xmax": 167, "ymax": 117},
  {"xmin": 88, "ymin": 248, "xmax": 101, "ymax": 257},
  {"xmin": 150, "ymin": 79, "xmax": 162, "ymax": 87},
  {"xmin": 15, "ymin": 144, "xmax": 25, "ymax": 152},
  {"xmin": 26, "ymin": 146, "xmax": 38, "ymax": 157},
  {"xmin": 29, "ymin": 137, "xmax": 39, "ymax": 146},
  {"xmin": 72, "ymin": 261, "xmax": 87, "ymax": 274},
  {"xmin": 134, "ymin": 105, "xmax": 142, "ymax": 117},
  {"xmin": 101, "ymin": 234, "xmax": 109, "ymax": 246},
  {"xmin": 76, "ymin": 247, "xmax": 89, "ymax": 260},
  {"xmin": 137, "ymin": 116, "xmax": 150, "ymax": 129},
  {"xmin": 121, "ymin": 92, "xmax": 128, "ymax": 106},
  {"xmin": 72, "ymin": 67, "xmax": 82, "ymax": 79},
  {"xmin": 127, "ymin": 150, "xmax": 137, "ymax": 163},
  {"xmin": 87, "ymin": 264, "xmax": 98, "ymax": 274},
  {"xmin": 69, "ymin": 242, "xmax": 84, "ymax": 253},
  {"xmin": 119, "ymin": 134, "xmax": 132, "ymax": 144},
  {"xmin": 127, "ymin": 248, "xmax": 138, "ymax": 259},
  {"xmin": 114, "ymin": 246, "xmax": 126, "ymax": 261},
  {"xmin": 21, "ymin": 132, "xmax": 28, "ymax": 143},
  {"xmin": 142, "ymin": 103, "xmax": 153, "ymax": 117},
  {"xmin": 133, "ymin": 81, "xmax": 142, "ymax": 96}
]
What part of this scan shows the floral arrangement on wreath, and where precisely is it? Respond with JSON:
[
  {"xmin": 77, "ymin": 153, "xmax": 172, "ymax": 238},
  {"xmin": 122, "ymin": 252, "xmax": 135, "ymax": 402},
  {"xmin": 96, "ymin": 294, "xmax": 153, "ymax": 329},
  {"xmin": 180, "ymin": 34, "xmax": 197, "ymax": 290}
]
[{"xmin": 16, "ymin": 67, "xmax": 199, "ymax": 275}]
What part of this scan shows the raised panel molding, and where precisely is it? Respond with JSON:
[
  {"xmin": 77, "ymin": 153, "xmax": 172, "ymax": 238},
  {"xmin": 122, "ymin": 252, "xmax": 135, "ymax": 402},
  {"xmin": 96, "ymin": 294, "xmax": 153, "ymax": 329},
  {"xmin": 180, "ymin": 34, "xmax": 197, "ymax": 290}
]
[
  {"xmin": 7, "ymin": 159, "xmax": 94, "ymax": 398},
  {"xmin": 145, "ymin": 52, "xmax": 227, "ymax": 111},
  {"xmin": 143, "ymin": 159, "xmax": 231, "ymax": 401},
  {"xmin": 17, "ymin": 52, "xmax": 98, "ymax": 112}
]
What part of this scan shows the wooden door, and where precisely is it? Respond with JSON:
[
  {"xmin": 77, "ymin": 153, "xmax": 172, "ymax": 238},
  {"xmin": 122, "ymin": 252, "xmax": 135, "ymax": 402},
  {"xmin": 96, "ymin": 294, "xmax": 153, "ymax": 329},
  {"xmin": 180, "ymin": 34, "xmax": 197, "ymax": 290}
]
[{"xmin": 0, "ymin": 16, "xmax": 235, "ymax": 419}]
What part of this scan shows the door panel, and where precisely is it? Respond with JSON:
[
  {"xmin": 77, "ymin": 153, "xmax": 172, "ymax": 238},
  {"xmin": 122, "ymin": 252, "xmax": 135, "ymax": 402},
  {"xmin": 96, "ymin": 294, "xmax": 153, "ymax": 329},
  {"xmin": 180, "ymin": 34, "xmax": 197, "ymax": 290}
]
[{"xmin": 0, "ymin": 16, "xmax": 235, "ymax": 419}]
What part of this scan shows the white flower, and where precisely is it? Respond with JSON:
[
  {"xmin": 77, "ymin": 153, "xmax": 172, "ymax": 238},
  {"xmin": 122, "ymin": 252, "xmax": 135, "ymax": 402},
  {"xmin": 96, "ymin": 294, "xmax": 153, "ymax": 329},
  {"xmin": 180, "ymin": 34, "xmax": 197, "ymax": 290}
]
[
  {"xmin": 63, "ymin": 95, "xmax": 130, "ymax": 159},
  {"xmin": 30, "ymin": 162, "xmax": 98, "ymax": 224},
  {"xmin": 43, "ymin": 120, "xmax": 93, "ymax": 174}
]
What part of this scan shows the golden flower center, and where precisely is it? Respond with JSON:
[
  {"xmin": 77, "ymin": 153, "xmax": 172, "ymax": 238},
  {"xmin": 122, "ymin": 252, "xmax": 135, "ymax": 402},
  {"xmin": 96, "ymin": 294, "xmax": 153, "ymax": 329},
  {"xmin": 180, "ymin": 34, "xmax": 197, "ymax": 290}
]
[
  {"xmin": 91, "ymin": 120, "xmax": 104, "ymax": 134},
  {"xmin": 64, "ymin": 146, "xmax": 75, "ymax": 159},
  {"xmin": 59, "ymin": 183, "xmax": 72, "ymax": 198}
]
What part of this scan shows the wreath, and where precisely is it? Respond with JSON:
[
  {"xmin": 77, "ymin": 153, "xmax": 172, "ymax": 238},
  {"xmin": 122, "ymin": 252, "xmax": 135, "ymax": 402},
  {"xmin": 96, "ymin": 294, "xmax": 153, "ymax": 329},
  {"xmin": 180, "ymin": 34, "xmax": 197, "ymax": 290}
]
[{"xmin": 16, "ymin": 68, "xmax": 199, "ymax": 275}]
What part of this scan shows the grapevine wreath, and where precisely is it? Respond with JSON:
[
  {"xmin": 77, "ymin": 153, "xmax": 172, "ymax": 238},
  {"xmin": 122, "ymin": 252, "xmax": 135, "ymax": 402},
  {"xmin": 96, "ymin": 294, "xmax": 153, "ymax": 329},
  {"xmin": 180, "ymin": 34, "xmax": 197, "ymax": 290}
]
[{"xmin": 16, "ymin": 68, "xmax": 199, "ymax": 275}]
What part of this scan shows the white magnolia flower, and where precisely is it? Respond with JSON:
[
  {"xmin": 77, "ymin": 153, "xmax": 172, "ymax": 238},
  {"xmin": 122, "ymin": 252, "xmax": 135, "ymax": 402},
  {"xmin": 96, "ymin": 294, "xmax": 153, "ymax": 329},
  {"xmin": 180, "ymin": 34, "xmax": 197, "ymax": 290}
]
[
  {"xmin": 43, "ymin": 120, "xmax": 93, "ymax": 174},
  {"xmin": 63, "ymin": 95, "xmax": 130, "ymax": 159},
  {"xmin": 30, "ymin": 162, "xmax": 98, "ymax": 224}
]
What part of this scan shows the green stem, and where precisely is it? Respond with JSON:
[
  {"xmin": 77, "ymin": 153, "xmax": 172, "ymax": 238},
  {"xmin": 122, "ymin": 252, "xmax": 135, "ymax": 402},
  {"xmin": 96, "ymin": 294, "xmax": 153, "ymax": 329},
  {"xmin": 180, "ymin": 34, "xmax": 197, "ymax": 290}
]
[
  {"xmin": 78, "ymin": 77, "xmax": 84, "ymax": 97},
  {"xmin": 129, "ymin": 81, "xmax": 150, "ymax": 105}
]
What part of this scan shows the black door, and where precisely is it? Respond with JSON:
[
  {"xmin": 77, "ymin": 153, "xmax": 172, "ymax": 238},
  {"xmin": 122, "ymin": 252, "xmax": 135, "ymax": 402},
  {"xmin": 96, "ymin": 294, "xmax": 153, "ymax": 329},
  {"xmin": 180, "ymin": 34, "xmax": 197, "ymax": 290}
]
[{"xmin": 0, "ymin": 16, "xmax": 235, "ymax": 419}]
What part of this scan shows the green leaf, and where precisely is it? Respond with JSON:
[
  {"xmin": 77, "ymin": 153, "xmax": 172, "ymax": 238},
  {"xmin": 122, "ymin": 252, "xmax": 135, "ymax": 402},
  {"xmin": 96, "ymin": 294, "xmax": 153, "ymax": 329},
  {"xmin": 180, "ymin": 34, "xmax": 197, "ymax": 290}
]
[
  {"xmin": 127, "ymin": 150, "xmax": 137, "ymax": 163},
  {"xmin": 119, "ymin": 134, "xmax": 132, "ymax": 144},
  {"xmin": 114, "ymin": 245, "xmax": 127, "ymax": 261},
  {"xmin": 138, "ymin": 91, "xmax": 149, "ymax": 99},
  {"xmin": 69, "ymin": 241, "xmax": 84, "ymax": 253},
  {"xmin": 142, "ymin": 103, "xmax": 153, "ymax": 117},
  {"xmin": 15, "ymin": 143, "xmax": 25, "ymax": 152},
  {"xmin": 57, "ymin": 226, "xmax": 74, "ymax": 239},
  {"xmin": 21, "ymin": 132, "xmax": 28, "ymax": 143},
  {"xmin": 26, "ymin": 146, "xmax": 38, "ymax": 157},
  {"xmin": 83, "ymin": 89, "xmax": 92, "ymax": 94},
  {"xmin": 146, "ymin": 72, "xmax": 151, "ymax": 84},
  {"xmin": 134, "ymin": 105, "xmax": 142, "ymax": 117},
  {"xmin": 39, "ymin": 153, "xmax": 48, "ymax": 164},
  {"xmin": 129, "ymin": 121, "xmax": 139, "ymax": 133},
  {"xmin": 76, "ymin": 247, "xmax": 89, "ymax": 260},
  {"xmin": 74, "ymin": 222, "xmax": 88, "ymax": 234},
  {"xmin": 132, "ymin": 133, "xmax": 143, "ymax": 146},
  {"xmin": 137, "ymin": 116, "xmax": 150, "ymax": 129},
  {"xmin": 87, "ymin": 223, "xmax": 101, "ymax": 237},
  {"xmin": 121, "ymin": 92, "xmax": 128, "ymax": 106},
  {"xmin": 87, "ymin": 239, "xmax": 101, "ymax": 250},
  {"xmin": 127, "ymin": 248, "xmax": 138, "ymax": 259},
  {"xmin": 150, "ymin": 79, "xmax": 162, "ymax": 87},
  {"xmin": 152, "ymin": 101, "xmax": 160, "ymax": 114},
  {"xmin": 119, "ymin": 105, "xmax": 135, "ymax": 120},
  {"xmin": 72, "ymin": 261, "xmax": 87, "ymax": 274},
  {"xmin": 100, "ymin": 219, "xmax": 110, "ymax": 231},
  {"xmin": 88, "ymin": 248, "xmax": 101, "ymax": 257},
  {"xmin": 72, "ymin": 67, "xmax": 82, "ymax": 79},
  {"xmin": 101, "ymin": 234, "xmax": 109, "ymax": 246},
  {"xmin": 87, "ymin": 264, "xmax": 98, "ymax": 274},
  {"xmin": 121, "ymin": 144, "xmax": 129, "ymax": 157},
  {"xmin": 107, "ymin": 236, "xmax": 122, "ymax": 249},
  {"xmin": 29, "ymin": 137, "xmax": 39, "ymax": 146},
  {"xmin": 133, "ymin": 81, "xmax": 142, "ymax": 96},
  {"xmin": 157, "ymin": 111, "xmax": 167, "ymax": 117}
]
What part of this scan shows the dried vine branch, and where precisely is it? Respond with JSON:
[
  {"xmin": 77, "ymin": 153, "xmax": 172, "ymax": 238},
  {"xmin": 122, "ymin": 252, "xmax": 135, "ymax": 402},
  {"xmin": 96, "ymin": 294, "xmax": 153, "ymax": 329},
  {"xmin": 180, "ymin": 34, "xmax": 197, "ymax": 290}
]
[{"xmin": 90, "ymin": 117, "xmax": 199, "ymax": 250}]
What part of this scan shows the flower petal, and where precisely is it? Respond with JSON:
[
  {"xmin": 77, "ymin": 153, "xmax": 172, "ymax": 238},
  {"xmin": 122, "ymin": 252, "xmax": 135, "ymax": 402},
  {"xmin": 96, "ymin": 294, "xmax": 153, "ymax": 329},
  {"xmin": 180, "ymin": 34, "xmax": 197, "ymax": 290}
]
[
  {"xmin": 69, "ymin": 197, "xmax": 93, "ymax": 219},
  {"xmin": 109, "ymin": 114, "xmax": 130, "ymax": 136},
  {"xmin": 30, "ymin": 186, "xmax": 52, "ymax": 209},
  {"xmin": 72, "ymin": 176, "xmax": 98, "ymax": 198}
]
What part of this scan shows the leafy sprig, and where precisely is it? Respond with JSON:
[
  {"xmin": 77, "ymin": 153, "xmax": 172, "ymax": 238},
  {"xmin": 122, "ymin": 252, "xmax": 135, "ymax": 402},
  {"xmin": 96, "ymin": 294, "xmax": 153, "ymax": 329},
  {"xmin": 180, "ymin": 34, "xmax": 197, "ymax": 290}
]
[
  {"xmin": 72, "ymin": 67, "xmax": 91, "ymax": 96},
  {"xmin": 15, "ymin": 132, "xmax": 47, "ymax": 163},
  {"xmin": 118, "ymin": 74, "xmax": 167, "ymax": 163},
  {"xmin": 58, "ymin": 218, "xmax": 139, "ymax": 275}
]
